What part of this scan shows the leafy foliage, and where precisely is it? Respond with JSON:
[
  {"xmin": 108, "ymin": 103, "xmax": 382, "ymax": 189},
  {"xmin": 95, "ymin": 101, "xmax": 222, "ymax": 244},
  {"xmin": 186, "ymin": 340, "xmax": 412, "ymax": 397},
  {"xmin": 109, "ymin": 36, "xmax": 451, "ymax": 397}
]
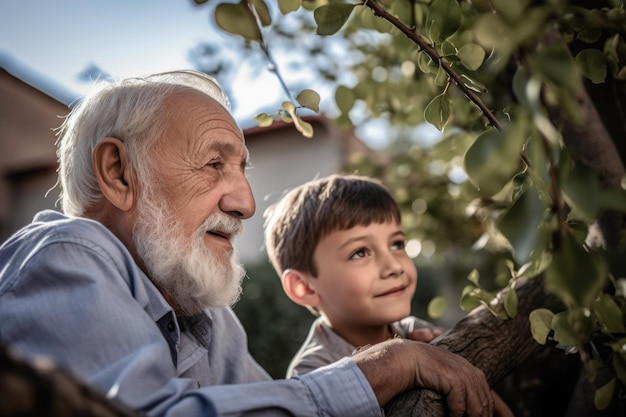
[{"xmin": 204, "ymin": 0, "xmax": 626, "ymax": 407}]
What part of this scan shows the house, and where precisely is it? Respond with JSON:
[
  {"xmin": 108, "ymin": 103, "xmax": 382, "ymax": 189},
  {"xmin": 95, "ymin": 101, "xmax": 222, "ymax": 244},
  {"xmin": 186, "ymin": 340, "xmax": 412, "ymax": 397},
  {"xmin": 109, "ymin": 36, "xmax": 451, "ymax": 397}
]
[
  {"xmin": 0, "ymin": 59, "xmax": 380, "ymax": 264},
  {"xmin": 0, "ymin": 56, "xmax": 77, "ymax": 242}
]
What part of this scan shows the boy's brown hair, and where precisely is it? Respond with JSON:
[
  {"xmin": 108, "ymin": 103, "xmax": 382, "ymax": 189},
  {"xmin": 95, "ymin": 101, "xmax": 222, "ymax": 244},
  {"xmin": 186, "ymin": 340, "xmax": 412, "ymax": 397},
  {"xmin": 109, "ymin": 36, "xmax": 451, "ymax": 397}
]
[{"xmin": 263, "ymin": 174, "xmax": 401, "ymax": 278}]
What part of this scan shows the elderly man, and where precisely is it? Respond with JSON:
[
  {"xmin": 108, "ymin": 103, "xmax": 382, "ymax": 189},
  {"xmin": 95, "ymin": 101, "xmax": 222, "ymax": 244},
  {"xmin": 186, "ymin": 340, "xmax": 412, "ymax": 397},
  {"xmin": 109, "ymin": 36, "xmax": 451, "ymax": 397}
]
[{"xmin": 0, "ymin": 70, "xmax": 494, "ymax": 416}]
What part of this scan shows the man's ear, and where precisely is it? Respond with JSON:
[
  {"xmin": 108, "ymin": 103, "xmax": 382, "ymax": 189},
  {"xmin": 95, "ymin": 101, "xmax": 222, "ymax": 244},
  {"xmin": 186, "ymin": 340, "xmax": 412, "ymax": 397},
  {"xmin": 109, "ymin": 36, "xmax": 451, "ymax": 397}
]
[
  {"xmin": 93, "ymin": 137, "xmax": 134, "ymax": 211},
  {"xmin": 281, "ymin": 269, "xmax": 320, "ymax": 308}
]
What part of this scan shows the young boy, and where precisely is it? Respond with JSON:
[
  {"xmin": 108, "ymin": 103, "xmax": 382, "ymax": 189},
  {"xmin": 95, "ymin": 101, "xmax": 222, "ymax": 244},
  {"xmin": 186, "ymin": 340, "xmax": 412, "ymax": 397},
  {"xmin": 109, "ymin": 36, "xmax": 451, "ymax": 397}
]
[
  {"xmin": 263, "ymin": 173, "xmax": 441, "ymax": 377},
  {"xmin": 263, "ymin": 174, "xmax": 513, "ymax": 416}
]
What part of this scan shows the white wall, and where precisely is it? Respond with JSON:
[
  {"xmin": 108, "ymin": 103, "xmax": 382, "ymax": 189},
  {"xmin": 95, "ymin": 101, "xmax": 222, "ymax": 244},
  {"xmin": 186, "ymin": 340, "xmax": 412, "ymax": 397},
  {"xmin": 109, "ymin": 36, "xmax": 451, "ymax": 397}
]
[{"xmin": 236, "ymin": 120, "xmax": 346, "ymax": 264}]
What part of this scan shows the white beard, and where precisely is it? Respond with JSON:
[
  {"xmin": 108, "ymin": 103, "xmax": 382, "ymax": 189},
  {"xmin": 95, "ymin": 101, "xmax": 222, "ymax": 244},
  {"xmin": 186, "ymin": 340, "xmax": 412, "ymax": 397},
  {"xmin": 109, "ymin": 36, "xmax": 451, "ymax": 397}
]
[{"xmin": 132, "ymin": 193, "xmax": 246, "ymax": 315}]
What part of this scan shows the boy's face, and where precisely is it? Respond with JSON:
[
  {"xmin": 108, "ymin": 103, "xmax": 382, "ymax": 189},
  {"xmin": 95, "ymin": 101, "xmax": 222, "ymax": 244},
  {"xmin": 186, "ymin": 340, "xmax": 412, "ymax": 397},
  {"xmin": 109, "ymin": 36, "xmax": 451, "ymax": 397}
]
[{"xmin": 309, "ymin": 220, "xmax": 417, "ymax": 337}]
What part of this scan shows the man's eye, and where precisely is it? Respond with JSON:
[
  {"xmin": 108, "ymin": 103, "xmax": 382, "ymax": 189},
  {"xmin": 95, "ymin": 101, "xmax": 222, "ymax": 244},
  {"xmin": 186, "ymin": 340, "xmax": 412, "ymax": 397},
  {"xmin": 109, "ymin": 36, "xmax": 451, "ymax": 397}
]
[{"xmin": 207, "ymin": 161, "xmax": 223, "ymax": 169}]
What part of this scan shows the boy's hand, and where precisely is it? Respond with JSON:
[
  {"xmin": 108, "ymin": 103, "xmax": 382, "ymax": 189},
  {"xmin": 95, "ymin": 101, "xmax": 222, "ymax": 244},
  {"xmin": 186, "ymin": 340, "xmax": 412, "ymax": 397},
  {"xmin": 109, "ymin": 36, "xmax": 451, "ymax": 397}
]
[{"xmin": 408, "ymin": 327, "xmax": 443, "ymax": 343}]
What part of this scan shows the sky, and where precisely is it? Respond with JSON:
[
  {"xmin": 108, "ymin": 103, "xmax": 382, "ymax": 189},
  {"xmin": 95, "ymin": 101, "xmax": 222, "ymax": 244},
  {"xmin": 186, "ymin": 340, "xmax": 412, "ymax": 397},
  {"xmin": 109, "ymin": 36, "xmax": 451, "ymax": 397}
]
[
  {"xmin": 0, "ymin": 0, "xmax": 291, "ymax": 126},
  {"xmin": 0, "ymin": 0, "xmax": 440, "ymax": 148}
]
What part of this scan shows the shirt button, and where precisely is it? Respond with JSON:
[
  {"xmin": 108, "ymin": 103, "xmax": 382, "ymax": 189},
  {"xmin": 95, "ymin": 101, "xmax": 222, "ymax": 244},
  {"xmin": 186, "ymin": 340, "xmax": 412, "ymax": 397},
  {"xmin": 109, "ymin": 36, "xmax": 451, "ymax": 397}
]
[{"xmin": 167, "ymin": 321, "xmax": 175, "ymax": 332}]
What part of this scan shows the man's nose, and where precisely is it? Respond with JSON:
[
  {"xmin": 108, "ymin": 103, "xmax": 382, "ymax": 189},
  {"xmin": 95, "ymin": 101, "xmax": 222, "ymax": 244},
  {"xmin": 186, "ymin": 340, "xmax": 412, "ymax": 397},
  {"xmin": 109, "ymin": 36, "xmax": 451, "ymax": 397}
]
[{"xmin": 220, "ymin": 174, "xmax": 256, "ymax": 219}]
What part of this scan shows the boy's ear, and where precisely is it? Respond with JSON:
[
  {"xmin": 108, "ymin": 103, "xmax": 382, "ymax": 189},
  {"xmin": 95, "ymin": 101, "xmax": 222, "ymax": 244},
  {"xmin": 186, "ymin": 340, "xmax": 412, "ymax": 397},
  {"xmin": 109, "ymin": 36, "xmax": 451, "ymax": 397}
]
[
  {"xmin": 281, "ymin": 269, "xmax": 320, "ymax": 308},
  {"xmin": 93, "ymin": 137, "xmax": 134, "ymax": 211}
]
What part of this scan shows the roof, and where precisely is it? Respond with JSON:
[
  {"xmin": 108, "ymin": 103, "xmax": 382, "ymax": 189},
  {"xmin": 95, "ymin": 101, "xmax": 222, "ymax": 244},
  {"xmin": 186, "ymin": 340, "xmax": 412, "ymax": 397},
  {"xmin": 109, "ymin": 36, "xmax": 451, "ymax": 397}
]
[{"xmin": 0, "ymin": 52, "xmax": 80, "ymax": 107}]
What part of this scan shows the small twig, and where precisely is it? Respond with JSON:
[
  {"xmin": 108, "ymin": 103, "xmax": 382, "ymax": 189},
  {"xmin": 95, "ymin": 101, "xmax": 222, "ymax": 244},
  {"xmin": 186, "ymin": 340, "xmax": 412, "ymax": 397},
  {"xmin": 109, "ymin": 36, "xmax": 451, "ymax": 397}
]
[
  {"xmin": 246, "ymin": 0, "xmax": 296, "ymax": 104},
  {"xmin": 362, "ymin": 0, "xmax": 501, "ymax": 130}
]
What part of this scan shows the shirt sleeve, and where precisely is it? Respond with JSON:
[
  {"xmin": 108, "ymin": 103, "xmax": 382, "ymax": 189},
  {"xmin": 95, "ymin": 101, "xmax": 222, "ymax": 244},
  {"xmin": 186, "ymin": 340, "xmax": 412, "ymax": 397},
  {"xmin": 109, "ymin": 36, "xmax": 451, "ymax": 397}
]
[{"xmin": 0, "ymin": 236, "xmax": 382, "ymax": 417}]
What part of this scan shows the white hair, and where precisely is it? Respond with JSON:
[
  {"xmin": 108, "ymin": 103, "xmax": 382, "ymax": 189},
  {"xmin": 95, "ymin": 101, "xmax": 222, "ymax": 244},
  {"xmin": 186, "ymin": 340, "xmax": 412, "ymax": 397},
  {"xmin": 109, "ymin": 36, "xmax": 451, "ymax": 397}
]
[{"xmin": 55, "ymin": 70, "xmax": 231, "ymax": 216}]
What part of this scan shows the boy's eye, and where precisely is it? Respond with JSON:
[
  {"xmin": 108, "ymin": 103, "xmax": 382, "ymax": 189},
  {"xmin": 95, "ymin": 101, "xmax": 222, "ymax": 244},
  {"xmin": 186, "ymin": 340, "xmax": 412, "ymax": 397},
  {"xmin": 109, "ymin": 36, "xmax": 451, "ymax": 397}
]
[
  {"xmin": 391, "ymin": 240, "xmax": 406, "ymax": 250},
  {"xmin": 350, "ymin": 248, "xmax": 367, "ymax": 259}
]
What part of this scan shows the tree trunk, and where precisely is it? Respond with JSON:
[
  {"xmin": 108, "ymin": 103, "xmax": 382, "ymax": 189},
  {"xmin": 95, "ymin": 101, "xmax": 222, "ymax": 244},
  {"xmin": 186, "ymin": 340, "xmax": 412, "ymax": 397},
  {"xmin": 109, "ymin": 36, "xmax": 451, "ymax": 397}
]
[
  {"xmin": 384, "ymin": 277, "xmax": 567, "ymax": 416},
  {"xmin": 0, "ymin": 344, "xmax": 142, "ymax": 417}
]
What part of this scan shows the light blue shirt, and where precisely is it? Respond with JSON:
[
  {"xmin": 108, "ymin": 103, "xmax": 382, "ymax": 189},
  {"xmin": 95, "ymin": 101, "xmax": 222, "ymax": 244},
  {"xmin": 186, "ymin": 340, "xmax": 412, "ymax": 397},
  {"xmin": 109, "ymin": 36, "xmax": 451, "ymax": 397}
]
[{"xmin": 0, "ymin": 210, "xmax": 382, "ymax": 417}]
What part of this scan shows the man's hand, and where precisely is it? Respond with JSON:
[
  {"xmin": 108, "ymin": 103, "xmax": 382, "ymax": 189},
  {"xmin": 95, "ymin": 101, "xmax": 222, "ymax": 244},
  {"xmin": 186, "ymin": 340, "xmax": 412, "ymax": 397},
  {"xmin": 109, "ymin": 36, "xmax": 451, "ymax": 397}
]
[{"xmin": 352, "ymin": 338, "xmax": 493, "ymax": 417}]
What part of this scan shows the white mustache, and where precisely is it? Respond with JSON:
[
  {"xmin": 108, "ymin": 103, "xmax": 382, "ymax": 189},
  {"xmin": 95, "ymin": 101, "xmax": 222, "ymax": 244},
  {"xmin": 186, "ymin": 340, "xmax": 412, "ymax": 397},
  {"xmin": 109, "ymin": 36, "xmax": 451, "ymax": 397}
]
[{"xmin": 202, "ymin": 213, "xmax": 243, "ymax": 238}]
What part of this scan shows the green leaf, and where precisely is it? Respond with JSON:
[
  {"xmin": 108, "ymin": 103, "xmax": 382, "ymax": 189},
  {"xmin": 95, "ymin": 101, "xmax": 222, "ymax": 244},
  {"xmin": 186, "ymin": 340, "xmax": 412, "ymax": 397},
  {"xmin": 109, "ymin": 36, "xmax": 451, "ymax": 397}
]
[
  {"xmin": 561, "ymin": 155, "xmax": 626, "ymax": 222},
  {"xmin": 467, "ymin": 269, "xmax": 480, "ymax": 286},
  {"xmin": 335, "ymin": 85, "xmax": 356, "ymax": 114},
  {"xmin": 491, "ymin": 0, "xmax": 528, "ymax": 24},
  {"xmin": 427, "ymin": 296, "xmax": 448, "ymax": 319},
  {"xmin": 460, "ymin": 74, "xmax": 487, "ymax": 93},
  {"xmin": 512, "ymin": 66, "xmax": 531, "ymax": 110},
  {"xmin": 215, "ymin": 1, "xmax": 261, "ymax": 42},
  {"xmin": 293, "ymin": 114, "xmax": 314, "ymax": 138},
  {"xmin": 612, "ymin": 346, "xmax": 626, "ymax": 384},
  {"xmin": 278, "ymin": 0, "xmax": 301, "ymax": 14},
  {"xmin": 417, "ymin": 51, "xmax": 438, "ymax": 74},
  {"xmin": 498, "ymin": 186, "xmax": 549, "ymax": 264},
  {"xmin": 504, "ymin": 287, "xmax": 518, "ymax": 318},
  {"xmin": 296, "ymin": 89, "xmax": 320, "ymax": 113},
  {"xmin": 457, "ymin": 43, "xmax": 486, "ymax": 71},
  {"xmin": 282, "ymin": 101, "xmax": 296, "ymax": 113},
  {"xmin": 529, "ymin": 308, "xmax": 554, "ymax": 344},
  {"xmin": 314, "ymin": 3, "xmax": 356, "ymax": 36},
  {"xmin": 576, "ymin": 49, "xmax": 607, "ymax": 84},
  {"xmin": 426, "ymin": 0, "xmax": 461, "ymax": 42},
  {"xmin": 517, "ymin": 251, "xmax": 552, "ymax": 279},
  {"xmin": 424, "ymin": 92, "xmax": 451, "ymax": 131},
  {"xmin": 434, "ymin": 63, "xmax": 448, "ymax": 87},
  {"xmin": 460, "ymin": 285, "xmax": 482, "ymax": 312},
  {"xmin": 463, "ymin": 117, "xmax": 528, "ymax": 196},
  {"xmin": 545, "ymin": 229, "xmax": 608, "ymax": 307},
  {"xmin": 528, "ymin": 44, "xmax": 579, "ymax": 89},
  {"xmin": 253, "ymin": 112, "xmax": 274, "ymax": 127},
  {"xmin": 551, "ymin": 311, "xmax": 579, "ymax": 346},
  {"xmin": 251, "ymin": 0, "xmax": 271, "ymax": 26},
  {"xmin": 593, "ymin": 294, "xmax": 626, "ymax": 334},
  {"xmin": 594, "ymin": 378, "xmax": 616, "ymax": 410},
  {"xmin": 440, "ymin": 41, "xmax": 457, "ymax": 57}
]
